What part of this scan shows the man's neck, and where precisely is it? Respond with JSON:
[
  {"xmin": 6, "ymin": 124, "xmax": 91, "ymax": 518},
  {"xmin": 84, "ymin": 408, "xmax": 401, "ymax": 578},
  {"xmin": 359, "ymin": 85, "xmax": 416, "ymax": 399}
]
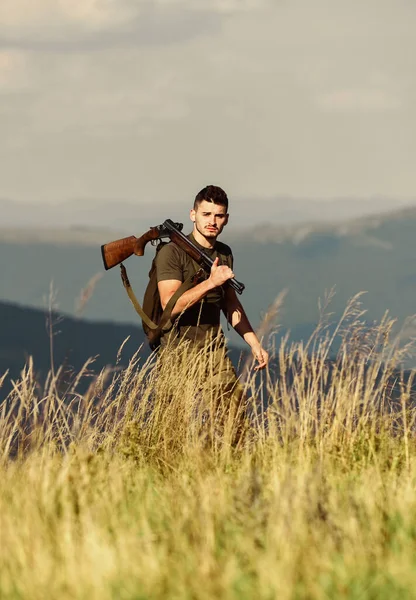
[{"xmin": 192, "ymin": 226, "xmax": 216, "ymax": 249}]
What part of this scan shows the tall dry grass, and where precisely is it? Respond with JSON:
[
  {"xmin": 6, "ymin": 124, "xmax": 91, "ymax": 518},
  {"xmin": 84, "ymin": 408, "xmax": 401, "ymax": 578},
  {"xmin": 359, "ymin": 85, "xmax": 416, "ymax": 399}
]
[{"xmin": 1, "ymin": 301, "xmax": 416, "ymax": 599}]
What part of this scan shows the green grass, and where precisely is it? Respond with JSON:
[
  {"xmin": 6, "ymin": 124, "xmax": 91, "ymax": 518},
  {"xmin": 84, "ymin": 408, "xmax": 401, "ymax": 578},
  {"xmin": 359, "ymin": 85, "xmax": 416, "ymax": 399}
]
[{"xmin": 1, "ymin": 306, "xmax": 416, "ymax": 599}]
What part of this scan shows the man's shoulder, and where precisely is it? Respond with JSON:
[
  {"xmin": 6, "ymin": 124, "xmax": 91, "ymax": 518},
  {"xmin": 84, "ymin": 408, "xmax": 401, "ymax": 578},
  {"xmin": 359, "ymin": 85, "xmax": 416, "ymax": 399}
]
[
  {"xmin": 156, "ymin": 241, "xmax": 183, "ymax": 258},
  {"xmin": 155, "ymin": 241, "xmax": 187, "ymax": 282}
]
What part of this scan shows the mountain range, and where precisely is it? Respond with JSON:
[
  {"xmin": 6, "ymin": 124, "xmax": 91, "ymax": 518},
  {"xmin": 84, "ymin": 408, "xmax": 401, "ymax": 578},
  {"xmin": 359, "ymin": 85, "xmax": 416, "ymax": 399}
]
[
  {"xmin": 0, "ymin": 300, "xmax": 147, "ymax": 400},
  {"xmin": 3, "ymin": 200, "xmax": 416, "ymax": 401},
  {"xmin": 2, "ymin": 195, "xmax": 415, "ymax": 232},
  {"xmin": 1, "ymin": 202, "xmax": 416, "ymax": 364}
]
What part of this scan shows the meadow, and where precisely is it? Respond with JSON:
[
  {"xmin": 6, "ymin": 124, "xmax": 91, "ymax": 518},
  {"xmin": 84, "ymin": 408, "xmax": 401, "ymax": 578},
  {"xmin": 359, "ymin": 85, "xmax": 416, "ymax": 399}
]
[{"xmin": 1, "ymin": 299, "xmax": 416, "ymax": 600}]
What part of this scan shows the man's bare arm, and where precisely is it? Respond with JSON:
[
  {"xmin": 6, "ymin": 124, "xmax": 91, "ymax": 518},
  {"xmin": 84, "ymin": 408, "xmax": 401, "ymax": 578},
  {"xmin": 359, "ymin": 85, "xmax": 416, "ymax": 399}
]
[
  {"xmin": 158, "ymin": 278, "xmax": 213, "ymax": 317},
  {"xmin": 158, "ymin": 257, "xmax": 234, "ymax": 318},
  {"xmin": 223, "ymin": 287, "xmax": 269, "ymax": 370}
]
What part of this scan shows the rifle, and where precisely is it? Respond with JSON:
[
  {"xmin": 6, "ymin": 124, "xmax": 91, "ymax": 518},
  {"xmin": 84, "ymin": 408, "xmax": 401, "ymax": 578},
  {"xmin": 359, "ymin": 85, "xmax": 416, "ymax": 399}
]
[{"xmin": 101, "ymin": 219, "xmax": 245, "ymax": 294}]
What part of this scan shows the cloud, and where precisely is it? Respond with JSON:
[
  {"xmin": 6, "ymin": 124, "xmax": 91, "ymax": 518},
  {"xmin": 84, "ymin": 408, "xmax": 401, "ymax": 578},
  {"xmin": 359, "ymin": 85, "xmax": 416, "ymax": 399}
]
[
  {"xmin": 0, "ymin": 50, "xmax": 27, "ymax": 88},
  {"xmin": 0, "ymin": 0, "xmax": 414, "ymax": 203},
  {"xmin": 0, "ymin": 0, "xmax": 270, "ymax": 51},
  {"xmin": 317, "ymin": 87, "xmax": 402, "ymax": 112}
]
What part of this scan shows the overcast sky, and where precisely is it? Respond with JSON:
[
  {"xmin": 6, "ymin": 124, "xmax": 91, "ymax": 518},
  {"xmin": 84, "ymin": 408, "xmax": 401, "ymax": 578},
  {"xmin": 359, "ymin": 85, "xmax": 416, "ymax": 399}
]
[{"xmin": 0, "ymin": 0, "xmax": 415, "ymax": 205}]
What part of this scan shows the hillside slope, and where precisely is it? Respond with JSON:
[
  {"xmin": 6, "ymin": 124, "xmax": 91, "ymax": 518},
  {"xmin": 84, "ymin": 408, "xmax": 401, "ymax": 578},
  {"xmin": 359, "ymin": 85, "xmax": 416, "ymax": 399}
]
[
  {"xmin": 2, "ymin": 195, "xmax": 413, "ymax": 231},
  {"xmin": 1, "ymin": 206, "xmax": 416, "ymax": 349},
  {"xmin": 0, "ymin": 301, "xmax": 147, "ymax": 398}
]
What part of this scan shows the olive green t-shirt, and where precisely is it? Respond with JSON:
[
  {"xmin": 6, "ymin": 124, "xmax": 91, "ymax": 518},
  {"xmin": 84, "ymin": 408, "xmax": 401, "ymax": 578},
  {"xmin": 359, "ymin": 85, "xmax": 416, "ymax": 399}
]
[{"xmin": 155, "ymin": 233, "xmax": 233, "ymax": 346}]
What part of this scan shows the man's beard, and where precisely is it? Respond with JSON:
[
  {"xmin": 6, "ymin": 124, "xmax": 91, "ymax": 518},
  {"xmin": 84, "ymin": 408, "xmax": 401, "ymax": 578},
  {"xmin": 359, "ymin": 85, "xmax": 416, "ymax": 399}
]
[{"xmin": 196, "ymin": 222, "xmax": 218, "ymax": 240}]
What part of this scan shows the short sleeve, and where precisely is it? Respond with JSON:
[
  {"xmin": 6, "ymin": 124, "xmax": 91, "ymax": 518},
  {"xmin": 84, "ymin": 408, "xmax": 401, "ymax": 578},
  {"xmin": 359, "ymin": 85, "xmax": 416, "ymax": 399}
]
[{"xmin": 155, "ymin": 243, "xmax": 184, "ymax": 283}]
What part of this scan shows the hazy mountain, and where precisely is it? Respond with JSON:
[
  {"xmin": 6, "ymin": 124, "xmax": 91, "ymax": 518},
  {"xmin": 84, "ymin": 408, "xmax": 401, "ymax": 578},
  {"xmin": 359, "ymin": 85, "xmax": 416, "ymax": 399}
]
[
  {"xmin": 0, "ymin": 301, "xmax": 253, "ymax": 401},
  {"xmin": 1, "ymin": 205, "xmax": 416, "ymax": 357},
  {"xmin": 1, "ymin": 195, "xmax": 415, "ymax": 232},
  {"xmin": 0, "ymin": 300, "xmax": 147, "ymax": 400},
  {"xmin": 3, "ymin": 197, "xmax": 416, "ymax": 402}
]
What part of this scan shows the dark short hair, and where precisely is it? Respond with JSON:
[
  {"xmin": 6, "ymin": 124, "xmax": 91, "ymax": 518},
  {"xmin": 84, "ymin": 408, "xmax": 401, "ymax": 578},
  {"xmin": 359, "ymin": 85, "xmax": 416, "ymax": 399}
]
[{"xmin": 194, "ymin": 185, "xmax": 229, "ymax": 211}]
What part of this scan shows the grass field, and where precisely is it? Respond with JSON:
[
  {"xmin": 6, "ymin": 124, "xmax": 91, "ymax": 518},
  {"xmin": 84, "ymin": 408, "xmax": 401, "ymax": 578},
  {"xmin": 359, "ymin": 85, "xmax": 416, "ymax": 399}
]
[{"xmin": 1, "ymin": 303, "xmax": 416, "ymax": 599}]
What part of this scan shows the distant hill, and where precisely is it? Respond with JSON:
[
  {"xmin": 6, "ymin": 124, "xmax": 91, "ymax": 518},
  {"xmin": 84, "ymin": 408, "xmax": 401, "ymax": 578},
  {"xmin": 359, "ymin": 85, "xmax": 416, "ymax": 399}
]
[
  {"xmin": 0, "ymin": 300, "xmax": 147, "ymax": 399},
  {"xmin": 1, "ymin": 205, "xmax": 416, "ymax": 356},
  {"xmin": 0, "ymin": 301, "xmax": 252, "ymax": 402},
  {"xmin": 226, "ymin": 204, "xmax": 416, "ymax": 243},
  {"xmin": 2, "ymin": 195, "xmax": 415, "ymax": 232}
]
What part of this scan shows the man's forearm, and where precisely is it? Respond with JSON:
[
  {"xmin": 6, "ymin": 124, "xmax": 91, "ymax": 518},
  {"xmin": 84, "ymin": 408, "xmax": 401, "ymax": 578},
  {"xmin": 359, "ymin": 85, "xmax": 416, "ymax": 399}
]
[
  {"xmin": 226, "ymin": 297, "xmax": 263, "ymax": 350},
  {"xmin": 223, "ymin": 289, "xmax": 269, "ymax": 370},
  {"xmin": 232, "ymin": 310, "xmax": 260, "ymax": 348}
]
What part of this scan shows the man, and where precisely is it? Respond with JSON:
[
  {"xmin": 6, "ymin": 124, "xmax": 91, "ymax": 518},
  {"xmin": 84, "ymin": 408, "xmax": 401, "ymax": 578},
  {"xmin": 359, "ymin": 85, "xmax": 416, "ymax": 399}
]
[
  {"xmin": 155, "ymin": 185, "xmax": 268, "ymax": 442},
  {"xmin": 156, "ymin": 185, "xmax": 268, "ymax": 366}
]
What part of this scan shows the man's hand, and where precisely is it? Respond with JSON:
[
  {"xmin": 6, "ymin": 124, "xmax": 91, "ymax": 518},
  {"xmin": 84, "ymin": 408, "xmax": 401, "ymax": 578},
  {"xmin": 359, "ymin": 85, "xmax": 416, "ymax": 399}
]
[
  {"xmin": 208, "ymin": 256, "xmax": 235, "ymax": 288},
  {"xmin": 252, "ymin": 345, "xmax": 269, "ymax": 371}
]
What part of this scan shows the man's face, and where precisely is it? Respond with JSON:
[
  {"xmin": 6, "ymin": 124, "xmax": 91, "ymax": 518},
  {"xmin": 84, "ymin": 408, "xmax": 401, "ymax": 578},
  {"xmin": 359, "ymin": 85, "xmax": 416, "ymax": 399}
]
[{"xmin": 190, "ymin": 201, "xmax": 229, "ymax": 241}]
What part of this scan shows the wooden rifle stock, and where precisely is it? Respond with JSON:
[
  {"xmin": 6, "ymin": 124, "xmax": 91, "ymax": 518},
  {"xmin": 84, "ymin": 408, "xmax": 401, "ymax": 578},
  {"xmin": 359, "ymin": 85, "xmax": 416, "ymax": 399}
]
[{"xmin": 101, "ymin": 228, "xmax": 161, "ymax": 270}]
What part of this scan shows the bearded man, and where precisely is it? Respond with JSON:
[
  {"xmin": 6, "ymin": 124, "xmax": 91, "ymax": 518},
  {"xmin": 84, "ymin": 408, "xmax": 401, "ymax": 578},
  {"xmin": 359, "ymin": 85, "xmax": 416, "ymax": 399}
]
[
  {"xmin": 155, "ymin": 185, "xmax": 268, "ymax": 440},
  {"xmin": 156, "ymin": 185, "xmax": 268, "ymax": 364}
]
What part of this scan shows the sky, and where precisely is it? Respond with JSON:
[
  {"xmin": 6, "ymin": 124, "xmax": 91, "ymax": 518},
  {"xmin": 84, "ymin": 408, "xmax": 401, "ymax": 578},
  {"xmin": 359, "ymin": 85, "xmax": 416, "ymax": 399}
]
[{"xmin": 0, "ymin": 0, "xmax": 415, "ymax": 206}]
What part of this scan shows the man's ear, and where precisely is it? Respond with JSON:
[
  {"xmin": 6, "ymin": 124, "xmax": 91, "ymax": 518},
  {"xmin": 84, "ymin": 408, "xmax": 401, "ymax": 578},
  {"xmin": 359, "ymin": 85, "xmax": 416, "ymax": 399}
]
[
  {"xmin": 224, "ymin": 213, "xmax": 229, "ymax": 226},
  {"xmin": 190, "ymin": 208, "xmax": 196, "ymax": 222}
]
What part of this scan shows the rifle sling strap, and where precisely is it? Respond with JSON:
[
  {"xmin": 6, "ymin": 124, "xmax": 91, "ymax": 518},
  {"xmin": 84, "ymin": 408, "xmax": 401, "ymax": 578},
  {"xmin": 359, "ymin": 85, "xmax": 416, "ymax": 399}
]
[{"xmin": 120, "ymin": 263, "xmax": 202, "ymax": 334}]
